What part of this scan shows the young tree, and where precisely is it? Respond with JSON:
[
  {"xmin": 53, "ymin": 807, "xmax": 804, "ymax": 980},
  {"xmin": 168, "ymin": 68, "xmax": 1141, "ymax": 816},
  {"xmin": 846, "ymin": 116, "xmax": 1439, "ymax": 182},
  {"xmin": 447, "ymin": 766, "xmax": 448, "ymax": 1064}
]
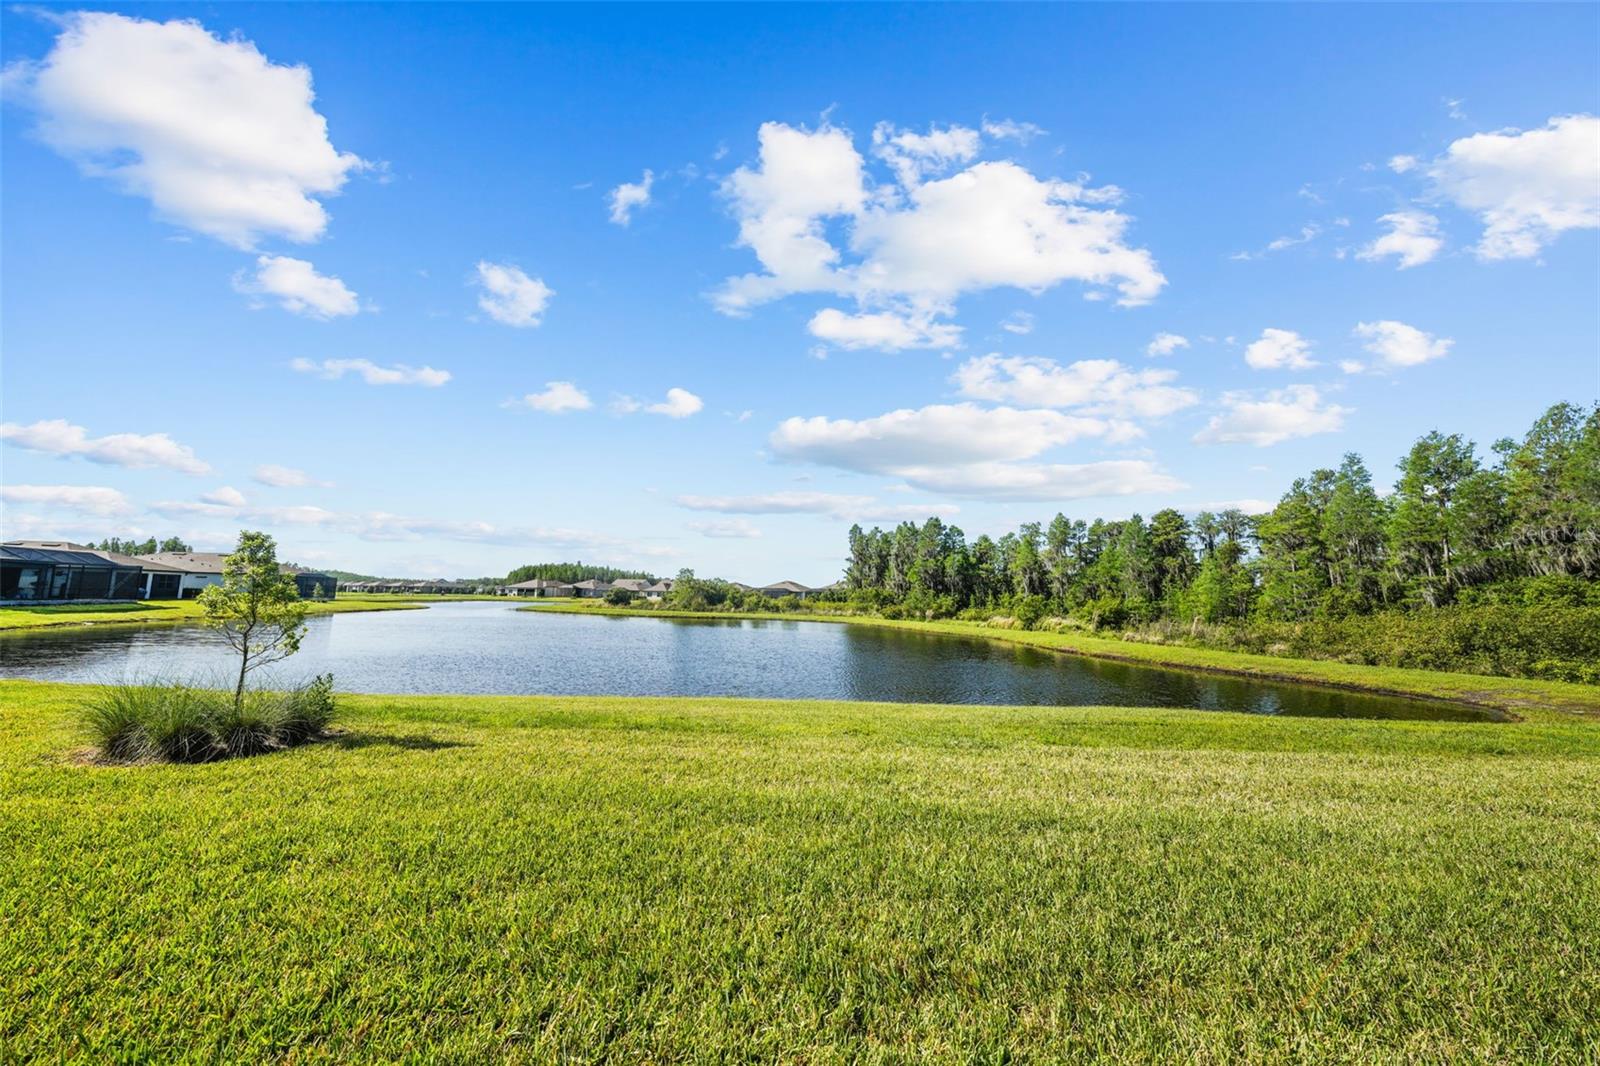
[{"xmin": 198, "ymin": 531, "xmax": 309, "ymax": 709}]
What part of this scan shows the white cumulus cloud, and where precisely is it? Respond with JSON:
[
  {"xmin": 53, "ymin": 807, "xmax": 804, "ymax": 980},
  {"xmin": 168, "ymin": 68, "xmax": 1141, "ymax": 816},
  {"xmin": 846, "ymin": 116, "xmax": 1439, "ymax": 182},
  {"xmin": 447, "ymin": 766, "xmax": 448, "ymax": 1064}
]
[
  {"xmin": 252, "ymin": 463, "xmax": 331, "ymax": 488},
  {"xmin": 1357, "ymin": 211, "xmax": 1443, "ymax": 269},
  {"xmin": 200, "ymin": 485, "xmax": 247, "ymax": 507},
  {"xmin": 7, "ymin": 11, "xmax": 365, "ymax": 247},
  {"xmin": 1145, "ymin": 332, "xmax": 1190, "ymax": 357},
  {"xmin": 808, "ymin": 308, "xmax": 962, "ymax": 351},
  {"xmin": 0, "ymin": 483, "xmax": 134, "ymax": 516},
  {"xmin": 1000, "ymin": 311, "xmax": 1035, "ymax": 335},
  {"xmin": 1427, "ymin": 114, "xmax": 1600, "ymax": 260},
  {"xmin": 475, "ymin": 261, "xmax": 553, "ymax": 327},
  {"xmin": 515, "ymin": 381, "xmax": 592, "ymax": 413},
  {"xmin": 1354, "ymin": 320, "xmax": 1453, "ymax": 368},
  {"xmin": 613, "ymin": 387, "xmax": 703, "ymax": 418},
  {"xmin": 1194, "ymin": 386, "xmax": 1350, "ymax": 447},
  {"xmin": 766, "ymin": 402, "xmax": 1178, "ymax": 500},
  {"xmin": 952, "ymin": 354, "xmax": 1197, "ymax": 419},
  {"xmin": 235, "ymin": 256, "xmax": 360, "ymax": 318},
  {"xmin": 871, "ymin": 121, "xmax": 982, "ymax": 185},
  {"xmin": 714, "ymin": 120, "xmax": 1164, "ymax": 347},
  {"xmin": 608, "ymin": 169, "xmax": 654, "ymax": 225},
  {"xmin": 0, "ymin": 418, "xmax": 209, "ymax": 474},
  {"xmin": 771, "ymin": 403, "xmax": 1118, "ymax": 472},
  {"xmin": 291, "ymin": 358, "xmax": 450, "ymax": 387},
  {"xmin": 1244, "ymin": 328, "xmax": 1317, "ymax": 370}
]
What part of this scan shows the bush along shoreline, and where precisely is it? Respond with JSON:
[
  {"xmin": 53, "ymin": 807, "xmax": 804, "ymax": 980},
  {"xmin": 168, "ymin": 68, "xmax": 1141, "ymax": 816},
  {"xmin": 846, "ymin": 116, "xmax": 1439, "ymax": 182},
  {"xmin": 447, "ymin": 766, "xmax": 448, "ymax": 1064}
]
[{"xmin": 82, "ymin": 674, "xmax": 337, "ymax": 764}]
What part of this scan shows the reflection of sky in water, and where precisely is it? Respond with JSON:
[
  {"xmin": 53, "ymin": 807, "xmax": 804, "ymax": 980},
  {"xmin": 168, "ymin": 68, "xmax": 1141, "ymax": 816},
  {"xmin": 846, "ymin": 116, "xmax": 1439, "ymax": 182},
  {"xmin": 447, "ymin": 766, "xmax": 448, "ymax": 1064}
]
[{"xmin": 0, "ymin": 601, "xmax": 1492, "ymax": 721}]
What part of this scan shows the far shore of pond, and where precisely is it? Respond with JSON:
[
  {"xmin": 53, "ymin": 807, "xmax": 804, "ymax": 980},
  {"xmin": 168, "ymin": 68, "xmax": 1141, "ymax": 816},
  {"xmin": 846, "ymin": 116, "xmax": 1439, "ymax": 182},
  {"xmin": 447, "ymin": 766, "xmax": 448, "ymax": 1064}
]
[
  {"xmin": 520, "ymin": 600, "xmax": 1600, "ymax": 724},
  {"xmin": 0, "ymin": 592, "xmax": 510, "ymax": 632}
]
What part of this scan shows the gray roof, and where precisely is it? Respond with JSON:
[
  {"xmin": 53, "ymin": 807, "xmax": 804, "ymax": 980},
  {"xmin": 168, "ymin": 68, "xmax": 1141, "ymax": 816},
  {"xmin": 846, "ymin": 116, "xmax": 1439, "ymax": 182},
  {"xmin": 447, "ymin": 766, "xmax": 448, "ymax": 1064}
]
[
  {"xmin": 3, "ymin": 541, "xmax": 186, "ymax": 572},
  {"xmin": 506, "ymin": 578, "xmax": 574, "ymax": 590},
  {"xmin": 610, "ymin": 578, "xmax": 650, "ymax": 591},
  {"xmin": 643, "ymin": 580, "xmax": 674, "ymax": 592},
  {"xmin": 760, "ymin": 580, "xmax": 813, "ymax": 593},
  {"xmin": 1, "ymin": 545, "xmax": 142, "ymax": 570},
  {"xmin": 101, "ymin": 550, "xmax": 185, "ymax": 572},
  {"xmin": 570, "ymin": 579, "xmax": 612, "ymax": 590},
  {"xmin": 142, "ymin": 552, "xmax": 228, "ymax": 574}
]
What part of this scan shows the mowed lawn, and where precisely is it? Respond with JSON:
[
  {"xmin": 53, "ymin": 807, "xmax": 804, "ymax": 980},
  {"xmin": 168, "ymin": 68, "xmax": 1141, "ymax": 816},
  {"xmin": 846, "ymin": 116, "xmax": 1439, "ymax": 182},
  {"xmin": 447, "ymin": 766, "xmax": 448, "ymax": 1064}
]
[
  {"xmin": 0, "ymin": 595, "xmax": 424, "ymax": 632},
  {"xmin": 3, "ymin": 681, "xmax": 1598, "ymax": 1062}
]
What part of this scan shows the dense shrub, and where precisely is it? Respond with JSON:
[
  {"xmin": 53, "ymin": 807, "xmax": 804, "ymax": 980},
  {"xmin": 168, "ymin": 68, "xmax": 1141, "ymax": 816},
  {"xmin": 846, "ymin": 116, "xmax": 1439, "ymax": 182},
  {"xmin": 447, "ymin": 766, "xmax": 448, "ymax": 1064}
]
[
  {"xmin": 604, "ymin": 587, "xmax": 635, "ymax": 606},
  {"xmin": 81, "ymin": 675, "xmax": 339, "ymax": 763},
  {"xmin": 1010, "ymin": 595, "xmax": 1048, "ymax": 631},
  {"xmin": 1120, "ymin": 607, "xmax": 1600, "ymax": 684}
]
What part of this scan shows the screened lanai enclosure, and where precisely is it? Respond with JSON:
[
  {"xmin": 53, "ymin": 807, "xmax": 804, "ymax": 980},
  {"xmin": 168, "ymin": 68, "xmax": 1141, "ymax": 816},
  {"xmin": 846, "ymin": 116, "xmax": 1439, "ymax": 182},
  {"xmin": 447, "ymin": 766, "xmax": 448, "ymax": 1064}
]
[{"xmin": 0, "ymin": 546, "xmax": 144, "ymax": 603}]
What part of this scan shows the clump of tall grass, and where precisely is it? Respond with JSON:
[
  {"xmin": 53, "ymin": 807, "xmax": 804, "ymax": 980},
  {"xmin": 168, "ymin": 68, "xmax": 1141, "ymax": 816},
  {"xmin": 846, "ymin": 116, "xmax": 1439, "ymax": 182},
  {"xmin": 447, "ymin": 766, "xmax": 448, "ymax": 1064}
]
[{"xmin": 80, "ymin": 674, "xmax": 337, "ymax": 763}]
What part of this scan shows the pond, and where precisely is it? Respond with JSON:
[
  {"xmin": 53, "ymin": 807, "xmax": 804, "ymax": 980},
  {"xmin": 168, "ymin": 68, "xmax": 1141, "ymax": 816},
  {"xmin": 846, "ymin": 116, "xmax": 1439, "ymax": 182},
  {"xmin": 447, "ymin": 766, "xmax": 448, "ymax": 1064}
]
[{"xmin": 0, "ymin": 601, "xmax": 1493, "ymax": 721}]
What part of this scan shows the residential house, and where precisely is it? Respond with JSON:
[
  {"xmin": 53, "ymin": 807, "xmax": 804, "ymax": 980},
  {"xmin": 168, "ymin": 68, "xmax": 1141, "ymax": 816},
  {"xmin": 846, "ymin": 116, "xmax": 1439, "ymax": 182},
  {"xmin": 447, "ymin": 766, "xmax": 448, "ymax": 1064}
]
[
  {"xmin": 758, "ymin": 580, "xmax": 815, "ymax": 599},
  {"xmin": 570, "ymin": 579, "xmax": 613, "ymax": 598},
  {"xmin": 0, "ymin": 544, "xmax": 144, "ymax": 602},
  {"xmin": 137, "ymin": 552, "xmax": 337, "ymax": 600},
  {"xmin": 503, "ymin": 579, "xmax": 575, "ymax": 598},
  {"xmin": 642, "ymin": 579, "xmax": 675, "ymax": 600}
]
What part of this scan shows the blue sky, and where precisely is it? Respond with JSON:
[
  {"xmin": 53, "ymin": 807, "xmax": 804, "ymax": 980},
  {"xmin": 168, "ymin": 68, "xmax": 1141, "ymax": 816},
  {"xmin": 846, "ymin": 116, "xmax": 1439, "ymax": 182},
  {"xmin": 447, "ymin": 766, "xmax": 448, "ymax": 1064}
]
[{"xmin": 2, "ymin": 3, "xmax": 1597, "ymax": 582}]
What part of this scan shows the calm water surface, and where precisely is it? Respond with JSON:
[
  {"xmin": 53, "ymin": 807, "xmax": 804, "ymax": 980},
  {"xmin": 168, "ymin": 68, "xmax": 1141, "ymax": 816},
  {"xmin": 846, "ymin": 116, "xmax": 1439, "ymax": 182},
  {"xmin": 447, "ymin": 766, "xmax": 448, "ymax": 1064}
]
[{"xmin": 0, "ymin": 601, "xmax": 1492, "ymax": 720}]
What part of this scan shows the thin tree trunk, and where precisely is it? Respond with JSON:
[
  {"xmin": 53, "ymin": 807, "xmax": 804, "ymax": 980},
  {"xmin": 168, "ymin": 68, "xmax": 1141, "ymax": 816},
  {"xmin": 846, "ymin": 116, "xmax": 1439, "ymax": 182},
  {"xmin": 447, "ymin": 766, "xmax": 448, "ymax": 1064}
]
[{"xmin": 235, "ymin": 636, "xmax": 249, "ymax": 710}]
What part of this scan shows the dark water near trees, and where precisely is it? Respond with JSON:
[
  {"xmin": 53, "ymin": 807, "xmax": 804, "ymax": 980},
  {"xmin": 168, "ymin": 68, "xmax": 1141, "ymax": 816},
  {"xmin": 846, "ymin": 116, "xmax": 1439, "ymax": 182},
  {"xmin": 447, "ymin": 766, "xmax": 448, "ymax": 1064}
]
[{"xmin": 0, "ymin": 601, "xmax": 1493, "ymax": 720}]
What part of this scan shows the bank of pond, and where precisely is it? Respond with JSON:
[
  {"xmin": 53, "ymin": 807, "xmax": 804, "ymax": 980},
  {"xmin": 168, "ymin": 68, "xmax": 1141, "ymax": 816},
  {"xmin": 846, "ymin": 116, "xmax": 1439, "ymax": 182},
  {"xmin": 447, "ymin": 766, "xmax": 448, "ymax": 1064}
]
[{"xmin": 0, "ymin": 600, "xmax": 1511, "ymax": 722}]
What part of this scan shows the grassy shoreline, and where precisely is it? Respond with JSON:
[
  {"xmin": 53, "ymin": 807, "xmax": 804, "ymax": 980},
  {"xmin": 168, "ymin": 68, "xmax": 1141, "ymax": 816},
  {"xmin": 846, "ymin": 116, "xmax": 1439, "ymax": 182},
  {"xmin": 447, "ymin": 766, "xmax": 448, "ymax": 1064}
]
[
  {"xmin": 4, "ymin": 678, "xmax": 1597, "ymax": 1060},
  {"xmin": 520, "ymin": 601, "xmax": 1600, "ymax": 723},
  {"xmin": 0, "ymin": 592, "xmax": 486, "ymax": 632}
]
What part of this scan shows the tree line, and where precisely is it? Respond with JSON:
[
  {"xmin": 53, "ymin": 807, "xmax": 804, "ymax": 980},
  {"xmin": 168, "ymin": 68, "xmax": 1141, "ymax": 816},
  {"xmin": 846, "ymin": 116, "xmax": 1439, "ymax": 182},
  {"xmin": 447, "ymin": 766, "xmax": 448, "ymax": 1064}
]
[
  {"xmin": 93, "ymin": 536, "xmax": 192, "ymax": 556},
  {"xmin": 502, "ymin": 562, "xmax": 656, "ymax": 585},
  {"xmin": 841, "ymin": 402, "xmax": 1599, "ymax": 628}
]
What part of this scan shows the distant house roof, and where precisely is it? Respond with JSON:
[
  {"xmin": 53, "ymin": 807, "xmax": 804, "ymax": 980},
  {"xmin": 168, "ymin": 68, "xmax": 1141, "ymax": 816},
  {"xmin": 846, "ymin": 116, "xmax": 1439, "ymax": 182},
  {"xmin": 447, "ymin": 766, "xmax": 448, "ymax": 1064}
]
[
  {"xmin": 571, "ymin": 579, "xmax": 612, "ymax": 590},
  {"xmin": 506, "ymin": 579, "xmax": 574, "ymax": 590},
  {"xmin": 610, "ymin": 578, "xmax": 650, "ymax": 592},
  {"xmin": 643, "ymin": 580, "xmax": 675, "ymax": 593},
  {"xmin": 3, "ymin": 540, "xmax": 186, "ymax": 572},
  {"xmin": 1, "ymin": 544, "xmax": 142, "ymax": 570},
  {"xmin": 102, "ymin": 550, "xmax": 185, "ymax": 572},
  {"xmin": 142, "ymin": 552, "xmax": 228, "ymax": 574},
  {"xmin": 760, "ymin": 580, "xmax": 813, "ymax": 593}
]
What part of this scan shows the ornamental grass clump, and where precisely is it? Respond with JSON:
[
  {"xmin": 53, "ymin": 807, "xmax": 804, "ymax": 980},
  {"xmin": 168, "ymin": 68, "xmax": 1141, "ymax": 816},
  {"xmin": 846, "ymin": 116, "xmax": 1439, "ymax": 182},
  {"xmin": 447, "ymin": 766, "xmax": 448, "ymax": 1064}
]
[
  {"xmin": 80, "ymin": 676, "xmax": 337, "ymax": 764},
  {"xmin": 275, "ymin": 673, "xmax": 336, "ymax": 745}
]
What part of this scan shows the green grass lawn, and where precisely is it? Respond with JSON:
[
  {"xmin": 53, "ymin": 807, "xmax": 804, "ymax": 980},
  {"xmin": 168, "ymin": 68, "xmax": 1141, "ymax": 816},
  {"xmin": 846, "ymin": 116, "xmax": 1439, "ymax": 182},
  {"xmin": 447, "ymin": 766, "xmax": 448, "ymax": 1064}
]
[
  {"xmin": 0, "ymin": 595, "xmax": 424, "ymax": 632},
  {"xmin": 3, "ymin": 679, "xmax": 1597, "ymax": 1061},
  {"xmin": 524, "ymin": 602, "xmax": 1600, "ymax": 723}
]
